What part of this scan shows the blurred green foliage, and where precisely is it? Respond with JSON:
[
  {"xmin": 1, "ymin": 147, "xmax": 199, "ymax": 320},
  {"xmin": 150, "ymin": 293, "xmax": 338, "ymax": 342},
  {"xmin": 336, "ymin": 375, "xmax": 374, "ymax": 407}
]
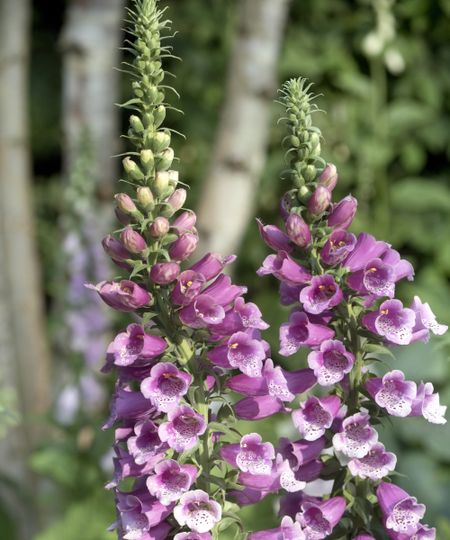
[{"xmin": 21, "ymin": 0, "xmax": 450, "ymax": 538}]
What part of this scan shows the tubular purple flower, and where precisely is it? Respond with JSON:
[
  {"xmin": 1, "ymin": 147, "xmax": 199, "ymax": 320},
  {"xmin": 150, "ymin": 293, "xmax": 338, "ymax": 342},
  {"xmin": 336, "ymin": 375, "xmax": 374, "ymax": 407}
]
[
  {"xmin": 102, "ymin": 234, "xmax": 131, "ymax": 262},
  {"xmin": 285, "ymin": 213, "xmax": 312, "ymax": 248},
  {"xmin": 409, "ymin": 382, "xmax": 447, "ymax": 424},
  {"xmin": 158, "ymin": 405, "xmax": 207, "ymax": 452},
  {"xmin": 297, "ymin": 496, "xmax": 346, "ymax": 539},
  {"xmin": 189, "ymin": 252, "xmax": 236, "ymax": 281},
  {"xmin": 234, "ymin": 395, "xmax": 289, "ymax": 420},
  {"xmin": 173, "ymin": 490, "xmax": 222, "ymax": 534},
  {"xmin": 307, "ymin": 339, "xmax": 355, "ymax": 386},
  {"xmin": 377, "ymin": 482, "xmax": 426, "ymax": 536},
  {"xmin": 146, "ymin": 459, "xmax": 197, "ymax": 504},
  {"xmin": 120, "ymin": 227, "xmax": 147, "ymax": 254},
  {"xmin": 257, "ymin": 251, "xmax": 312, "ymax": 285},
  {"xmin": 332, "ymin": 412, "xmax": 378, "ymax": 459},
  {"xmin": 348, "ymin": 442, "xmax": 397, "ymax": 480},
  {"xmin": 409, "ymin": 296, "xmax": 448, "ymax": 342},
  {"xmin": 87, "ymin": 280, "xmax": 151, "ymax": 312},
  {"xmin": 166, "ymin": 188, "xmax": 187, "ymax": 214},
  {"xmin": 366, "ymin": 370, "xmax": 417, "ymax": 417},
  {"xmin": 343, "ymin": 232, "xmax": 389, "ymax": 272},
  {"xmin": 299, "ymin": 274, "xmax": 343, "ymax": 315},
  {"xmin": 108, "ymin": 324, "xmax": 167, "ymax": 366},
  {"xmin": 171, "ymin": 270, "xmax": 205, "ymax": 306},
  {"xmin": 169, "ymin": 232, "xmax": 199, "ymax": 261},
  {"xmin": 292, "ymin": 395, "xmax": 341, "ymax": 441},
  {"xmin": 141, "ymin": 362, "xmax": 193, "ymax": 412},
  {"xmin": 257, "ymin": 219, "xmax": 293, "ymax": 252},
  {"xmin": 327, "ymin": 194, "xmax": 357, "ymax": 229},
  {"xmin": 308, "ymin": 185, "xmax": 332, "ymax": 215},
  {"xmin": 318, "ymin": 163, "xmax": 338, "ymax": 191},
  {"xmin": 172, "ymin": 210, "xmax": 197, "ymax": 234},
  {"xmin": 362, "ymin": 299, "xmax": 416, "ymax": 345},
  {"xmin": 248, "ymin": 516, "xmax": 305, "ymax": 539},
  {"xmin": 150, "ymin": 261, "xmax": 181, "ymax": 285},
  {"xmin": 279, "ymin": 310, "xmax": 334, "ymax": 356},
  {"xmin": 126, "ymin": 420, "xmax": 168, "ymax": 466},
  {"xmin": 320, "ymin": 229, "xmax": 356, "ymax": 266}
]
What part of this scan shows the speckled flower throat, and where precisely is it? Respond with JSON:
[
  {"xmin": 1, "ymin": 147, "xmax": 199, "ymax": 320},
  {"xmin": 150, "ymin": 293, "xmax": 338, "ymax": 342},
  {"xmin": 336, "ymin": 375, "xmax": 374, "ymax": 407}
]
[{"xmin": 90, "ymin": 1, "xmax": 447, "ymax": 539}]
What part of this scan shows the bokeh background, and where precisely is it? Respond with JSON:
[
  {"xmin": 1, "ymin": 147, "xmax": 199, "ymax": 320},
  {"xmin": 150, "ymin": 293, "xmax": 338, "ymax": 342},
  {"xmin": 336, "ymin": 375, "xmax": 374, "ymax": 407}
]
[{"xmin": 0, "ymin": 0, "xmax": 449, "ymax": 539}]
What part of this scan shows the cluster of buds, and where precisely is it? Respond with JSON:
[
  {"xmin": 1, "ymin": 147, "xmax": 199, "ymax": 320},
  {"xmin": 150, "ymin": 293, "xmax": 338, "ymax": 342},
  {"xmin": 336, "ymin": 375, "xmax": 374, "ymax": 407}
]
[
  {"xmin": 242, "ymin": 79, "xmax": 447, "ymax": 538},
  {"xmin": 89, "ymin": 1, "xmax": 447, "ymax": 538}
]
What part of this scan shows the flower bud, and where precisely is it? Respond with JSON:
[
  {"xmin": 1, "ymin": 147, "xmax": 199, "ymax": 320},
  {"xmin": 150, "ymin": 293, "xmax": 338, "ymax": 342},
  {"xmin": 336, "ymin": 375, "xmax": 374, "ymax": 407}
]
[
  {"xmin": 114, "ymin": 207, "xmax": 131, "ymax": 225},
  {"xmin": 149, "ymin": 216, "xmax": 170, "ymax": 237},
  {"xmin": 297, "ymin": 185, "xmax": 311, "ymax": 204},
  {"xmin": 115, "ymin": 193, "xmax": 137, "ymax": 215},
  {"xmin": 172, "ymin": 210, "xmax": 197, "ymax": 234},
  {"xmin": 151, "ymin": 131, "xmax": 171, "ymax": 153},
  {"xmin": 153, "ymin": 171, "xmax": 170, "ymax": 197},
  {"xmin": 169, "ymin": 232, "xmax": 198, "ymax": 261},
  {"xmin": 122, "ymin": 157, "xmax": 145, "ymax": 181},
  {"xmin": 285, "ymin": 213, "xmax": 311, "ymax": 247},
  {"xmin": 167, "ymin": 188, "xmax": 187, "ymax": 214},
  {"xmin": 154, "ymin": 104, "xmax": 166, "ymax": 128},
  {"xmin": 318, "ymin": 163, "xmax": 338, "ymax": 191},
  {"xmin": 136, "ymin": 187, "xmax": 155, "ymax": 210},
  {"xmin": 328, "ymin": 195, "xmax": 358, "ymax": 229},
  {"xmin": 120, "ymin": 227, "xmax": 147, "ymax": 254},
  {"xmin": 156, "ymin": 147, "xmax": 174, "ymax": 171},
  {"xmin": 308, "ymin": 186, "xmax": 331, "ymax": 216},
  {"xmin": 140, "ymin": 149, "xmax": 154, "ymax": 172},
  {"xmin": 280, "ymin": 191, "xmax": 298, "ymax": 220},
  {"xmin": 168, "ymin": 169, "xmax": 179, "ymax": 186},
  {"xmin": 149, "ymin": 261, "xmax": 180, "ymax": 285},
  {"xmin": 102, "ymin": 235, "xmax": 130, "ymax": 261},
  {"xmin": 129, "ymin": 115, "xmax": 144, "ymax": 133}
]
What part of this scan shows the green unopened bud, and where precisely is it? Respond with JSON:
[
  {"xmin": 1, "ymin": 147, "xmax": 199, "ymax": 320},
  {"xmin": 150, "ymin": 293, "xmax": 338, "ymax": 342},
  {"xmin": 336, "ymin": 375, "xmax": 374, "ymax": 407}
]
[
  {"xmin": 156, "ymin": 147, "xmax": 174, "ymax": 172},
  {"xmin": 153, "ymin": 171, "xmax": 170, "ymax": 197},
  {"xmin": 129, "ymin": 115, "xmax": 144, "ymax": 133},
  {"xmin": 147, "ymin": 85, "xmax": 159, "ymax": 102},
  {"xmin": 154, "ymin": 105, "xmax": 166, "ymax": 128},
  {"xmin": 297, "ymin": 185, "xmax": 311, "ymax": 204},
  {"xmin": 122, "ymin": 157, "xmax": 145, "ymax": 181},
  {"xmin": 150, "ymin": 131, "xmax": 171, "ymax": 153},
  {"xmin": 140, "ymin": 149, "xmax": 154, "ymax": 172},
  {"xmin": 142, "ymin": 112, "xmax": 153, "ymax": 128},
  {"xmin": 303, "ymin": 164, "xmax": 317, "ymax": 182},
  {"xmin": 136, "ymin": 187, "xmax": 154, "ymax": 210},
  {"xmin": 168, "ymin": 170, "xmax": 179, "ymax": 187}
]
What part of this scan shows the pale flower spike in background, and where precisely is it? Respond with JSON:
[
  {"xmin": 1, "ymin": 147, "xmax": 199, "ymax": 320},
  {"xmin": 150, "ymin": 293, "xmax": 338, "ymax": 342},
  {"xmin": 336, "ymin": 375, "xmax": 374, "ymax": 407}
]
[{"xmin": 90, "ymin": 1, "xmax": 448, "ymax": 539}]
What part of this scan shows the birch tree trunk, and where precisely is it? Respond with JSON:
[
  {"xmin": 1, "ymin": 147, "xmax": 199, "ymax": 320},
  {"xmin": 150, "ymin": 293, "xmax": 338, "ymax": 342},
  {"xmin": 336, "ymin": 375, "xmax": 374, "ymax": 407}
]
[
  {"xmin": 0, "ymin": 0, "xmax": 51, "ymax": 536},
  {"xmin": 196, "ymin": 0, "xmax": 291, "ymax": 256}
]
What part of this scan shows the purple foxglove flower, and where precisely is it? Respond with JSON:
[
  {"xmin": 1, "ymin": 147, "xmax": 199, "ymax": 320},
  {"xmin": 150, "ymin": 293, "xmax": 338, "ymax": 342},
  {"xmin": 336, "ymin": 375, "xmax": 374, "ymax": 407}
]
[
  {"xmin": 173, "ymin": 490, "xmax": 222, "ymax": 533},
  {"xmin": 126, "ymin": 420, "xmax": 168, "ymax": 466},
  {"xmin": 108, "ymin": 324, "xmax": 167, "ymax": 366},
  {"xmin": 299, "ymin": 275, "xmax": 343, "ymax": 315},
  {"xmin": 362, "ymin": 299, "xmax": 416, "ymax": 345},
  {"xmin": 307, "ymin": 339, "xmax": 354, "ymax": 386},
  {"xmin": 297, "ymin": 496, "xmax": 346, "ymax": 540},
  {"xmin": 150, "ymin": 261, "xmax": 181, "ymax": 285},
  {"xmin": 332, "ymin": 412, "xmax": 378, "ymax": 459},
  {"xmin": 171, "ymin": 270, "xmax": 206, "ymax": 306},
  {"xmin": 410, "ymin": 296, "xmax": 448, "ymax": 343},
  {"xmin": 235, "ymin": 433, "xmax": 275, "ymax": 475},
  {"xmin": 87, "ymin": 280, "xmax": 151, "ymax": 311},
  {"xmin": 248, "ymin": 516, "xmax": 305, "ymax": 539},
  {"xmin": 279, "ymin": 310, "xmax": 334, "ymax": 356},
  {"xmin": 179, "ymin": 294, "xmax": 226, "ymax": 329},
  {"xmin": 292, "ymin": 395, "xmax": 341, "ymax": 441},
  {"xmin": 327, "ymin": 194, "xmax": 357, "ymax": 229},
  {"xmin": 343, "ymin": 232, "xmax": 389, "ymax": 272},
  {"xmin": 202, "ymin": 274, "xmax": 247, "ymax": 306},
  {"xmin": 149, "ymin": 216, "xmax": 170, "ymax": 237},
  {"xmin": 285, "ymin": 213, "xmax": 312, "ymax": 248},
  {"xmin": 275, "ymin": 459, "xmax": 308, "ymax": 493},
  {"xmin": 209, "ymin": 331, "xmax": 266, "ymax": 377},
  {"xmin": 121, "ymin": 227, "xmax": 147, "ymax": 254},
  {"xmin": 174, "ymin": 533, "xmax": 212, "ymax": 540},
  {"xmin": 158, "ymin": 405, "xmax": 206, "ymax": 452},
  {"xmin": 141, "ymin": 363, "xmax": 193, "ymax": 412},
  {"xmin": 396, "ymin": 524, "xmax": 436, "ymax": 539},
  {"xmin": 102, "ymin": 234, "xmax": 131, "ymax": 262},
  {"xmin": 348, "ymin": 442, "xmax": 396, "ymax": 480},
  {"xmin": 377, "ymin": 482, "xmax": 426, "ymax": 536},
  {"xmin": 366, "ymin": 370, "xmax": 417, "ymax": 417},
  {"xmin": 189, "ymin": 252, "xmax": 236, "ymax": 281},
  {"xmin": 169, "ymin": 232, "xmax": 199, "ymax": 261},
  {"xmin": 234, "ymin": 297, "xmax": 270, "ymax": 330},
  {"xmin": 172, "ymin": 210, "xmax": 197, "ymax": 235},
  {"xmin": 318, "ymin": 163, "xmax": 338, "ymax": 191},
  {"xmin": 167, "ymin": 188, "xmax": 187, "ymax": 214},
  {"xmin": 104, "ymin": 388, "xmax": 157, "ymax": 429},
  {"xmin": 257, "ymin": 219, "xmax": 293, "ymax": 252},
  {"xmin": 320, "ymin": 230, "xmax": 356, "ymax": 266},
  {"xmin": 257, "ymin": 251, "xmax": 312, "ymax": 286},
  {"xmin": 278, "ymin": 436, "xmax": 326, "ymax": 468},
  {"xmin": 146, "ymin": 459, "xmax": 197, "ymax": 505},
  {"xmin": 410, "ymin": 382, "xmax": 447, "ymax": 424},
  {"xmin": 234, "ymin": 395, "xmax": 289, "ymax": 420},
  {"xmin": 308, "ymin": 186, "xmax": 332, "ymax": 216}
]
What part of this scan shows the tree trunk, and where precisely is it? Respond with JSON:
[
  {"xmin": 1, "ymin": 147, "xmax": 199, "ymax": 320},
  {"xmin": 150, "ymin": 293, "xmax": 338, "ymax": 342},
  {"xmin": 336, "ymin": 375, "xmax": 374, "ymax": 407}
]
[
  {"xmin": 196, "ymin": 0, "xmax": 291, "ymax": 256},
  {"xmin": 0, "ymin": 0, "xmax": 51, "ymax": 536}
]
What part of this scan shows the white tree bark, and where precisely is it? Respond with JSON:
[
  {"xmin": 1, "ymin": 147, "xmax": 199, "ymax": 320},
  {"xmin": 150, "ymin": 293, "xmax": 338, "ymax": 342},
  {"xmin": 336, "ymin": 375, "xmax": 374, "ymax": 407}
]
[
  {"xmin": 196, "ymin": 0, "xmax": 291, "ymax": 256},
  {"xmin": 0, "ymin": 0, "xmax": 51, "ymax": 536}
]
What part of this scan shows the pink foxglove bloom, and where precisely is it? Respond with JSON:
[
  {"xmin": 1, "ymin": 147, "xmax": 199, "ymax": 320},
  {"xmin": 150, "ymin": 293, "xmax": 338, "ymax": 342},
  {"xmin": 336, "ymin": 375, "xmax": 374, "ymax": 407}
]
[
  {"xmin": 248, "ymin": 516, "xmax": 305, "ymax": 539},
  {"xmin": 257, "ymin": 251, "xmax": 312, "ymax": 285},
  {"xmin": 348, "ymin": 442, "xmax": 397, "ymax": 480},
  {"xmin": 107, "ymin": 324, "xmax": 167, "ymax": 367},
  {"xmin": 285, "ymin": 213, "xmax": 311, "ymax": 247},
  {"xmin": 299, "ymin": 274, "xmax": 343, "ymax": 315},
  {"xmin": 88, "ymin": 279, "xmax": 151, "ymax": 312},
  {"xmin": 158, "ymin": 405, "xmax": 206, "ymax": 452},
  {"xmin": 150, "ymin": 261, "xmax": 181, "ymax": 284},
  {"xmin": 257, "ymin": 219, "xmax": 293, "ymax": 252},
  {"xmin": 141, "ymin": 363, "xmax": 192, "ymax": 412},
  {"xmin": 307, "ymin": 339, "xmax": 354, "ymax": 386},
  {"xmin": 366, "ymin": 370, "xmax": 417, "ymax": 417},
  {"xmin": 327, "ymin": 195, "xmax": 357, "ymax": 229},
  {"xmin": 297, "ymin": 496, "xmax": 346, "ymax": 539},
  {"xmin": 173, "ymin": 490, "xmax": 222, "ymax": 533},
  {"xmin": 409, "ymin": 296, "xmax": 448, "ymax": 342},
  {"xmin": 320, "ymin": 229, "xmax": 356, "ymax": 266},
  {"xmin": 362, "ymin": 299, "xmax": 416, "ymax": 345},
  {"xmin": 146, "ymin": 459, "xmax": 197, "ymax": 505},
  {"xmin": 332, "ymin": 412, "xmax": 378, "ymax": 459},
  {"xmin": 292, "ymin": 395, "xmax": 341, "ymax": 441},
  {"xmin": 279, "ymin": 310, "xmax": 334, "ymax": 356},
  {"xmin": 410, "ymin": 382, "xmax": 447, "ymax": 424}
]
